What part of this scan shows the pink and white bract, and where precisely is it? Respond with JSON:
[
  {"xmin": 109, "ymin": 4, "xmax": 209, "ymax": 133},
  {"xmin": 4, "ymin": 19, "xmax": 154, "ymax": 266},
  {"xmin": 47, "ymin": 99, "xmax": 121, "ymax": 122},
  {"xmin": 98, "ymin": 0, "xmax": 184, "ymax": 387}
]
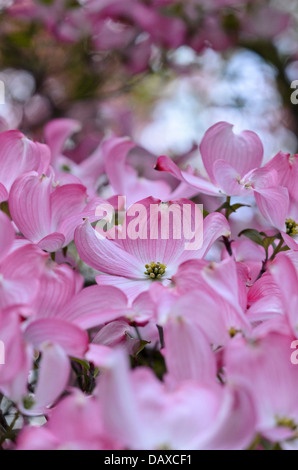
[{"xmin": 0, "ymin": 0, "xmax": 297, "ymax": 452}]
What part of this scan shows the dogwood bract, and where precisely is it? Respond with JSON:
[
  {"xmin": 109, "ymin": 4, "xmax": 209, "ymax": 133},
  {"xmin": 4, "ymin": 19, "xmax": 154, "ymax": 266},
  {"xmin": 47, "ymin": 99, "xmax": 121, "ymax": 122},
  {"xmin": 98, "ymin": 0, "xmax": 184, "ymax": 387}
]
[{"xmin": 0, "ymin": 116, "xmax": 297, "ymax": 450}]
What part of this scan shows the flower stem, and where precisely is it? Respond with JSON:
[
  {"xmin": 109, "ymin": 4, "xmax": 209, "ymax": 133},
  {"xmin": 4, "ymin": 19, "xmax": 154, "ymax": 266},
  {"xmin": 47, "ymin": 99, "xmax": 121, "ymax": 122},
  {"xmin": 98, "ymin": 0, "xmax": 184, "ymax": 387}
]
[{"xmin": 270, "ymin": 238, "xmax": 284, "ymax": 261}]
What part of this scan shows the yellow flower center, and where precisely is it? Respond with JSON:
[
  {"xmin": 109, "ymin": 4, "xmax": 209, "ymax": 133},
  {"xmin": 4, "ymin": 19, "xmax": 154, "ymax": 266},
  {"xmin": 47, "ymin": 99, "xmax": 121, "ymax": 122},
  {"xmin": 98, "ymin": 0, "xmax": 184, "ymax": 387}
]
[
  {"xmin": 229, "ymin": 327, "xmax": 241, "ymax": 338},
  {"xmin": 276, "ymin": 416, "xmax": 297, "ymax": 430},
  {"xmin": 286, "ymin": 218, "xmax": 298, "ymax": 236},
  {"xmin": 144, "ymin": 262, "xmax": 166, "ymax": 280}
]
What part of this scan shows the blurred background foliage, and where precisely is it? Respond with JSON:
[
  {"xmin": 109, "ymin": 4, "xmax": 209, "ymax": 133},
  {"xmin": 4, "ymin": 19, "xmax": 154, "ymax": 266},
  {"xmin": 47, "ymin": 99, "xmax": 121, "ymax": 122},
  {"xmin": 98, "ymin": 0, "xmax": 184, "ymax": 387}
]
[{"xmin": 0, "ymin": 0, "xmax": 298, "ymax": 163}]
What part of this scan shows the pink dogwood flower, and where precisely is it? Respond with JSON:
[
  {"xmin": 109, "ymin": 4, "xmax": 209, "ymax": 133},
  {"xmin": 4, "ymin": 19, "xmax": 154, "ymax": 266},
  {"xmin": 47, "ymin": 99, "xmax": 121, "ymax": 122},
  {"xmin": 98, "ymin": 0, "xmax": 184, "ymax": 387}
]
[
  {"xmin": 221, "ymin": 238, "xmax": 265, "ymax": 284},
  {"xmin": 23, "ymin": 249, "xmax": 154, "ymax": 329},
  {"xmin": 0, "ymin": 130, "xmax": 50, "ymax": 203},
  {"xmin": 89, "ymin": 348, "xmax": 256, "ymax": 450},
  {"xmin": 75, "ymin": 196, "xmax": 230, "ymax": 299},
  {"xmin": 20, "ymin": 317, "xmax": 89, "ymax": 416},
  {"xmin": 88, "ymin": 0, "xmax": 186, "ymax": 50},
  {"xmin": 255, "ymin": 152, "xmax": 298, "ymax": 250},
  {"xmin": 0, "ymin": 306, "xmax": 27, "ymax": 390},
  {"xmin": 17, "ymin": 390, "xmax": 117, "ymax": 450},
  {"xmin": 171, "ymin": 257, "xmax": 251, "ymax": 334},
  {"xmin": 44, "ymin": 118, "xmax": 107, "ymax": 194},
  {"xmin": 156, "ymin": 122, "xmax": 264, "ymax": 195},
  {"xmin": 9, "ymin": 171, "xmax": 104, "ymax": 252},
  {"xmin": 246, "ymin": 272, "xmax": 284, "ymax": 323},
  {"xmin": 268, "ymin": 253, "xmax": 298, "ymax": 338},
  {"xmin": 156, "ymin": 122, "xmax": 289, "ymax": 226},
  {"xmin": 225, "ymin": 331, "xmax": 298, "ymax": 443},
  {"xmin": 102, "ymin": 137, "xmax": 173, "ymax": 206},
  {"xmin": 0, "ymin": 212, "xmax": 48, "ymax": 309}
]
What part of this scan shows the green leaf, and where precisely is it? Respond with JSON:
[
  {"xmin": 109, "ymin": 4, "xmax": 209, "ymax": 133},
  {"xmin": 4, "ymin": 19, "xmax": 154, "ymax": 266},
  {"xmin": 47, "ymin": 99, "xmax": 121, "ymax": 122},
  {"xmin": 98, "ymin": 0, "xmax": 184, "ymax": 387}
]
[
  {"xmin": 222, "ymin": 12, "xmax": 240, "ymax": 34},
  {"xmin": 70, "ymin": 357, "xmax": 90, "ymax": 371},
  {"xmin": 23, "ymin": 395, "xmax": 35, "ymax": 410},
  {"xmin": 0, "ymin": 202, "xmax": 11, "ymax": 219},
  {"xmin": 231, "ymin": 203, "xmax": 251, "ymax": 211},
  {"xmin": 39, "ymin": 0, "xmax": 54, "ymax": 4},
  {"xmin": 216, "ymin": 202, "xmax": 232, "ymax": 213},
  {"xmin": 132, "ymin": 339, "xmax": 151, "ymax": 358},
  {"xmin": 238, "ymin": 229, "xmax": 264, "ymax": 247},
  {"xmin": 263, "ymin": 236, "xmax": 277, "ymax": 251},
  {"xmin": 278, "ymin": 246, "xmax": 290, "ymax": 253},
  {"xmin": 9, "ymin": 31, "xmax": 33, "ymax": 48},
  {"xmin": 216, "ymin": 202, "xmax": 250, "ymax": 214}
]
